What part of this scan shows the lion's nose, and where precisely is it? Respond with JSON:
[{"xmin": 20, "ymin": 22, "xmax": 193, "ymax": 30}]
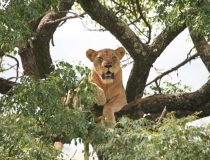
[{"xmin": 104, "ymin": 64, "xmax": 112, "ymax": 69}]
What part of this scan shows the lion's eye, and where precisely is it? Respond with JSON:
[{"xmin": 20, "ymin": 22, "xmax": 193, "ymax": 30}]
[
  {"xmin": 112, "ymin": 56, "xmax": 117, "ymax": 60},
  {"xmin": 98, "ymin": 56, "xmax": 103, "ymax": 60}
]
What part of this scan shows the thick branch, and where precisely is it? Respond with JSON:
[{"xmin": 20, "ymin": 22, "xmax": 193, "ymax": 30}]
[
  {"xmin": 0, "ymin": 78, "xmax": 16, "ymax": 94},
  {"xmin": 149, "ymin": 25, "xmax": 186, "ymax": 63},
  {"xmin": 119, "ymin": 79, "xmax": 210, "ymax": 119},
  {"xmin": 189, "ymin": 29, "xmax": 210, "ymax": 73},
  {"xmin": 126, "ymin": 25, "xmax": 187, "ymax": 102},
  {"xmin": 79, "ymin": 0, "xmax": 147, "ymax": 59}
]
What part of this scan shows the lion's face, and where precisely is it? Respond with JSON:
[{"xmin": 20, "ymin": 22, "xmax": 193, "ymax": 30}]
[{"xmin": 86, "ymin": 47, "xmax": 125, "ymax": 84}]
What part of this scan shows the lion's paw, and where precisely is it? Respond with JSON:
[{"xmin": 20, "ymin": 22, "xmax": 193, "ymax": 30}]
[{"xmin": 96, "ymin": 87, "xmax": 106, "ymax": 106}]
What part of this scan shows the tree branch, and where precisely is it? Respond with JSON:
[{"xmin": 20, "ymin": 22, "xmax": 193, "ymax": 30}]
[
  {"xmin": 146, "ymin": 49, "xmax": 198, "ymax": 86},
  {"xmin": 149, "ymin": 25, "xmax": 186, "ymax": 62},
  {"xmin": 119, "ymin": 79, "xmax": 210, "ymax": 119},
  {"xmin": 189, "ymin": 28, "xmax": 210, "ymax": 72},
  {"xmin": 46, "ymin": 12, "xmax": 86, "ymax": 25},
  {"xmin": 0, "ymin": 78, "xmax": 16, "ymax": 94},
  {"xmin": 6, "ymin": 55, "xmax": 19, "ymax": 82},
  {"xmin": 126, "ymin": 25, "xmax": 187, "ymax": 102},
  {"xmin": 79, "ymin": 0, "xmax": 147, "ymax": 59}
]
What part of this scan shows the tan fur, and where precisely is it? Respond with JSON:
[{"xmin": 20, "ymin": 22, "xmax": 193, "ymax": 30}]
[{"xmin": 86, "ymin": 47, "xmax": 127, "ymax": 125}]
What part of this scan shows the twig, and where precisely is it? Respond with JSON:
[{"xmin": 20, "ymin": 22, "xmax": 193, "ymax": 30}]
[
  {"xmin": 7, "ymin": 75, "xmax": 23, "ymax": 81},
  {"xmin": 6, "ymin": 55, "xmax": 19, "ymax": 82},
  {"xmin": 136, "ymin": 0, "xmax": 152, "ymax": 44},
  {"xmin": 69, "ymin": 149, "xmax": 77, "ymax": 160},
  {"xmin": 46, "ymin": 12, "xmax": 86, "ymax": 25},
  {"xmin": 2, "ymin": 64, "xmax": 16, "ymax": 71},
  {"xmin": 155, "ymin": 80, "xmax": 162, "ymax": 94},
  {"xmin": 157, "ymin": 106, "xmax": 167, "ymax": 123},
  {"xmin": 146, "ymin": 48, "xmax": 198, "ymax": 86}
]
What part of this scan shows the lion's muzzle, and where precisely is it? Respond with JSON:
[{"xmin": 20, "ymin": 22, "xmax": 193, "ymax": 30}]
[{"xmin": 102, "ymin": 71, "xmax": 114, "ymax": 80}]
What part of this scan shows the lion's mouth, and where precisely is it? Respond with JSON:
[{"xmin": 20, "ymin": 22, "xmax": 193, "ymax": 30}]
[{"xmin": 102, "ymin": 71, "xmax": 114, "ymax": 80}]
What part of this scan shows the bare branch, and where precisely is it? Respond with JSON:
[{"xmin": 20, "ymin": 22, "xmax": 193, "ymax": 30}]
[
  {"xmin": 146, "ymin": 49, "xmax": 198, "ymax": 86},
  {"xmin": 157, "ymin": 106, "xmax": 167, "ymax": 123},
  {"xmin": 46, "ymin": 12, "xmax": 86, "ymax": 25},
  {"xmin": 6, "ymin": 55, "xmax": 19, "ymax": 82},
  {"xmin": 69, "ymin": 149, "xmax": 77, "ymax": 160},
  {"xmin": 2, "ymin": 64, "xmax": 16, "ymax": 71},
  {"xmin": 136, "ymin": 0, "xmax": 151, "ymax": 44}
]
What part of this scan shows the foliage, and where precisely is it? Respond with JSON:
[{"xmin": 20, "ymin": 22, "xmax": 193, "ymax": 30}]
[
  {"xmin": 95, "ymin": 114, "xmax": 210, "ymax": 160},
  {"xmin": 153, "ymin": 0, "xmax": 210, "ymax": 36},
  {"xmin": 0, "ymin": 61, "xmax": 98, "ymax": 159},
  {"xmin": 145, "ymin": 80, "xmax": 192, "ymax": 95},
  {"xmin": 0, "ymin": 0, "xmax": 60, "ymax": 52}
]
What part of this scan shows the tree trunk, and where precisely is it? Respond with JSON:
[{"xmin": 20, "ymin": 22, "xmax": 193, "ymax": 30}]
[
  {"xmin": 18, "ymin": 0, "xmax": 75, "ymax": 79},
  {"xmin": 79, "ymin": 0, "xmax": 187, "ymax": 102}
]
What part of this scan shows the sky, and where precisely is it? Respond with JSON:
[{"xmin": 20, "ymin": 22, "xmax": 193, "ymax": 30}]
[{"xmin": 1, "ymin": 17, "xmax": 210, "ymax": 160}]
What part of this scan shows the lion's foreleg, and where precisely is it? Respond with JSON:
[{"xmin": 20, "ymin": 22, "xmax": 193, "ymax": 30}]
[
  {"xmin": 103, "ymin": 97, "xmax": 127, "ymax": 127},
  {"xmin": 95, "ymin": 86, "xmax": 106, "ymax": 106}
]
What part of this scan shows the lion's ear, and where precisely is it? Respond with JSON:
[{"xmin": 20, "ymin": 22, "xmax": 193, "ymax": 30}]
[
  {"xmin": 115, "ymin": 47, "xmax": 125, "ymax": 60},
  {"xmin": 86, "ymin": 49, "xmax": 98, "ymax": 62}
]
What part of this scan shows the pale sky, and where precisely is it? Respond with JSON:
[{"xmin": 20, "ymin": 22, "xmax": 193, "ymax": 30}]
[{"xmin": 1, "ymin": 17, "xmax": 209, "ymax": 160}]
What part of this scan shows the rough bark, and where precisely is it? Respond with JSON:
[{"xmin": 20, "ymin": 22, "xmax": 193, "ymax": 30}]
[{"xmin": 79, "ymin": 0, "xmax": 186, "ymax": 102}]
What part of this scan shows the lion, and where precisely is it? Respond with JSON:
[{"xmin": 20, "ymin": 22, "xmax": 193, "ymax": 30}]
[
  {"xmin": 86, "ymin": 47, "xmax": 127, "ymax": 126},
  {"xmin": 54, "ymin": 47, "xmax": 127, "ymax": 160}
]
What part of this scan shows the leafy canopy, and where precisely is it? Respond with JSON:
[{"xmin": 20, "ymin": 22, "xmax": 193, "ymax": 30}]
[{"xmin": 0, "ymin": 61, "xmax": 98, "ymax": 159}]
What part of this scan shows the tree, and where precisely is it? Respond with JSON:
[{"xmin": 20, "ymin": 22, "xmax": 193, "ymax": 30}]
[{"xmin": 0, "ymin": 0, "xmax": 210, "ymax": 159}]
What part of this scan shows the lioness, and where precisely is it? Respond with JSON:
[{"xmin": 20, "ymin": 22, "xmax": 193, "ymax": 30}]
[
  {"xmin": 55, "ymin": 47, "xmax": 127, "ymax": 160},
  {"xmin": 86, "ymin": 47, "xmax": 127, "ymax": 125}
]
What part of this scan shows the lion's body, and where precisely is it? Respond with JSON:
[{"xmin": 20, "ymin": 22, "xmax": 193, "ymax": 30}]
[{"xmin": 86, "ymin": 47, "xmax": 127, "ymax": 125}]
